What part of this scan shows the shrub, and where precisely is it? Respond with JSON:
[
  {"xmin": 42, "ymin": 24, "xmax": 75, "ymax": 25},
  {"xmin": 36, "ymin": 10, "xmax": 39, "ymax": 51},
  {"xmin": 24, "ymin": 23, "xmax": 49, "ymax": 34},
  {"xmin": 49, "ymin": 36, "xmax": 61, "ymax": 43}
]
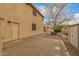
[{"xmin": 53, "ymin": 25, "xmax": 61, "ymax": 32}]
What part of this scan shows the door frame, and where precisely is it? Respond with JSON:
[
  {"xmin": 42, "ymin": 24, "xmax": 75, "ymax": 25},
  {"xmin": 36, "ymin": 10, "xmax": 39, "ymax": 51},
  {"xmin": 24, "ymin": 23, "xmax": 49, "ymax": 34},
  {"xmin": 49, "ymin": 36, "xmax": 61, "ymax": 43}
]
[
  {"xmin": 6, "ymin": 21, "xmax": 20, "ymax": 42},
  {"xmin": 11, "ymin": 22, "xmax": 20, "ymax": 41}
]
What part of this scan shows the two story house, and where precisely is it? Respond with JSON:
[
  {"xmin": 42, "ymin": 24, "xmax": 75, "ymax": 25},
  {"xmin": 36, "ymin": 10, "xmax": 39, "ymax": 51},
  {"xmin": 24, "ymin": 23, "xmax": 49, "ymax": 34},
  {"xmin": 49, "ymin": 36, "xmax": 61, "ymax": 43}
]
[{"xmin": 0, "ymin": 3, "xmax": 44, "ymax": 43}]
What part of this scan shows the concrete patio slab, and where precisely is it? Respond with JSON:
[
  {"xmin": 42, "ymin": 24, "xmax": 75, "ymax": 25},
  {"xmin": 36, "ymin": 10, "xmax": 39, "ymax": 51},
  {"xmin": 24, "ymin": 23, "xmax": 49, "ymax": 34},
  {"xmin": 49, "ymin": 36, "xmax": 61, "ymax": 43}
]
[{"xmin": 2, "ymin": 34, "xmax": 69, "ymax": 56}]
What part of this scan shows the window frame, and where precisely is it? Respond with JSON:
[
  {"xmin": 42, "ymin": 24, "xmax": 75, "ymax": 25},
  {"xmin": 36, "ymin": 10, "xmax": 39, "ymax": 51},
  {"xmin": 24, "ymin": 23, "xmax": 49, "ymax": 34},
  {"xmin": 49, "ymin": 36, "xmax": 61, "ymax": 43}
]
[
  {"xmin": 32, "ymin": 23, "xmax": 36, "ymax": 31},
  {"xmin": 33, "ymin": 8, "xmax": 37, "ymax": 16}
]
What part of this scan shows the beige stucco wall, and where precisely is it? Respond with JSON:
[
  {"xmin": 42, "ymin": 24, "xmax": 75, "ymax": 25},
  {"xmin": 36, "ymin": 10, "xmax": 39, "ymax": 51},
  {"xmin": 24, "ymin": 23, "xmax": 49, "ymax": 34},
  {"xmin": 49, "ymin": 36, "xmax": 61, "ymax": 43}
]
[
  {"xmin": 0, "ymin": 4, "xmax": 44, "ymax": 42},
  {"xmin": 69, "ymin": 25, "xmax": 78, "ymax": 48},
  {"xmin": 0, "ymin": 20, "xmax": 2, "ymax": 55}
]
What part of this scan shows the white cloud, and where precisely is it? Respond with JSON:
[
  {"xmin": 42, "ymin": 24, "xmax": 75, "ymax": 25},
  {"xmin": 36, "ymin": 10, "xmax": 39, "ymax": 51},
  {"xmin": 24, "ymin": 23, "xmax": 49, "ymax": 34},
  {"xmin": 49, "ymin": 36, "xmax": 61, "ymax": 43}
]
[
  {"xmin": 62, "ymin": 13, "xmax": 79, "ymax": 25},
  {"xmin": 73, "ymin": 13, "xmax": 79, "ymax": 18},
  {"xmin": 69, "ymin": 18, "xmax": 79, "ymax": 25},
  {"xmin": 66, "ymin": 13, "xmax": 79, "ymax": 25}
]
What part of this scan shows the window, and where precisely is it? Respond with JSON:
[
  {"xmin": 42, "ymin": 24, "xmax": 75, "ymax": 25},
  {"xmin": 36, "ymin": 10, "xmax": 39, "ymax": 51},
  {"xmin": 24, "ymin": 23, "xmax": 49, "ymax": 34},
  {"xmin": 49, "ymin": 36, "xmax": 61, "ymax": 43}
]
[
  {"xmin": 33, "ymin": 9, "xmax": 37, "ymax": 16},
  {"xmin": 32, "ymin": 23, "xmax": 36, "ymax": 31}
]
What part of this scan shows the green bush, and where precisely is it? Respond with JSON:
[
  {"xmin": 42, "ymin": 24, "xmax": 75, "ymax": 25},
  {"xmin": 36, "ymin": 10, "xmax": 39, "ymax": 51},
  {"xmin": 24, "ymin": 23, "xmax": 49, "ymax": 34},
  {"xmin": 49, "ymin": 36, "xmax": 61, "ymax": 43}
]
[{"xmin": 53, "ymin": 25, "xmax": 61, "ymax": 32}]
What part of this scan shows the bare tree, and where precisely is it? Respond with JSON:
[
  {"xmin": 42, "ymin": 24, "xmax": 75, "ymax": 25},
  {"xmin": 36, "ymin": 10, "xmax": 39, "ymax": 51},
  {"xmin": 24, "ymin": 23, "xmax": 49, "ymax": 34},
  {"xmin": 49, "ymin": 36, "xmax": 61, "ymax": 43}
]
[{"xmin": 46, "ymin": 3, "xmax": 73, "ymax": 28}]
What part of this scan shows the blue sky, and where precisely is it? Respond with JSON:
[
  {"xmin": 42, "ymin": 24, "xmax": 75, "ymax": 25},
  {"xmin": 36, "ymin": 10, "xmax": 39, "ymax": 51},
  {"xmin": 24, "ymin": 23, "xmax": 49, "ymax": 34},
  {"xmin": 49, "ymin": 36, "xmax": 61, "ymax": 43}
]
[
  {"xmin": 69, "ymin": 3, "xmax": 79, "ymax": 14},
  {"xmin": 33, "ymin": 3, "xmax": 47, "ymax": 7},
  {"xmin": 33, "ymin": 3, "xmax": 79, "ymax": 24},
  {"xmin": 33, "ymin": 3, "xmax": 79, "ymax": 15},
  {"xmin": 71, "ymin": 3, "xmax": 79, "ymax": 12}
]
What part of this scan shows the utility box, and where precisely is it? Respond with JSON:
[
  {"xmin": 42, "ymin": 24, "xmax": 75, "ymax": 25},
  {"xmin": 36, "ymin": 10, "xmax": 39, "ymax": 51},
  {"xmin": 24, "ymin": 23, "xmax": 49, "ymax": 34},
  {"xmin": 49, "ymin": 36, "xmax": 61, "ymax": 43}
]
[{"xmin": 68, "ymin": 24, "xmax": 79, "ymax": 49}]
